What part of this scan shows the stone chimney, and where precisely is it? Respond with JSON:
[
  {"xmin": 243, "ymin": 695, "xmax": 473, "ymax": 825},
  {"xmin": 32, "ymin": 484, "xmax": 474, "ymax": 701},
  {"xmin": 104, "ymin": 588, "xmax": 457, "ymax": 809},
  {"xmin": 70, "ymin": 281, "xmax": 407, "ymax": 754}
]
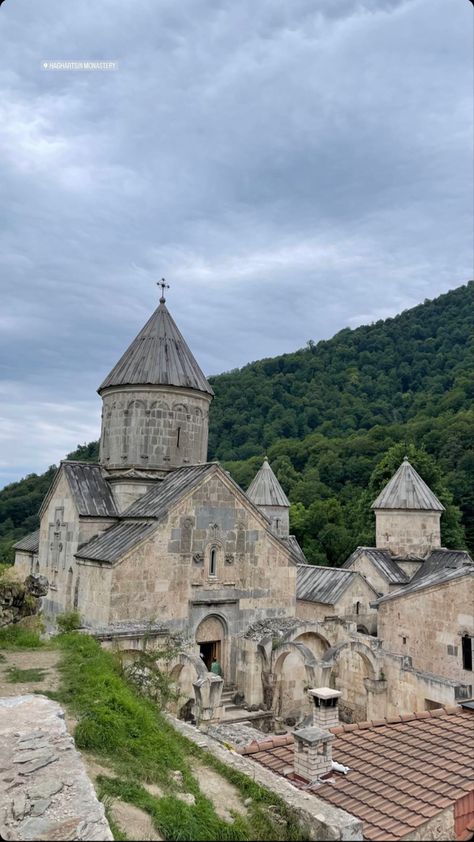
[
  {"xmin": 293, "ymin": 726, "xmax": 334, "ymax": 781},
  {"xmin": 308, "ymin": 687, "xmax": 341, "ymax": 730},
  {"xmin": 293, "ymin": 688, "xmax": 340, "ymax": 781}
]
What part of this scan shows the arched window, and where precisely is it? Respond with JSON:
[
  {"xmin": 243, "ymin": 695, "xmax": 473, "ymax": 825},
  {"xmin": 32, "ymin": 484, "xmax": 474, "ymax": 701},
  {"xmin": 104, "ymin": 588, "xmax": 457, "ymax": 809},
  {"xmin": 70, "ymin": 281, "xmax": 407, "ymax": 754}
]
[
  {"xmin": 356, "ymin": 601, "xmax": 360, "ymax": 616},
  {"xmin": 209, "ymin": 547, "xmax": 217, "ymax": 577}
]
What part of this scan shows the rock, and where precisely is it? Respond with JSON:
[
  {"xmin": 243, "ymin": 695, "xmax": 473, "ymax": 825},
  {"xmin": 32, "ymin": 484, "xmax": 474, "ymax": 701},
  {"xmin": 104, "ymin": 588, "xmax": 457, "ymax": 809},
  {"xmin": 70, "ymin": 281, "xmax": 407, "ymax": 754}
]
[
  {"xmin": 19, "ymin": 754, "xmax": 59, "ymax": 775},
  {"xmin": 170, "ymin": 770, "xmax": 183, "ymax": 786},
  {"xmin": 176, "ymin": 792, "xmax": 196, "ymax": 806},
  {"xmin": 28, "ymin": 780, "xmax": 63, "ymax": 800},
  {"xmin": 12, "ymin": 792, "xmax": 28, "ymax": 820},
  {"xmin": 30, "ymin": 798, "xmax": 51, "ymax": 816},
  {"xmin": 244, "ymin": 797, "xmax": 253, "ymax": 807}
]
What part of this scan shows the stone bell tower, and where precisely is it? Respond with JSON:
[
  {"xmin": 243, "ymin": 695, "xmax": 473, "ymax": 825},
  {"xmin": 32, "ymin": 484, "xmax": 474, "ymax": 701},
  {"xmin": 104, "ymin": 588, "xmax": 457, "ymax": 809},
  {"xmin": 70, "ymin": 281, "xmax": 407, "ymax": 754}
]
[
  {"xmin": 98, "ymin": 282, "xmax": 214, "ymax": 510},
  {"xmin": 371, "ymin": 456, "xmax": 444, "ymax": 558},
  {"xmin": 246, "ymin": 457, "xmax": 290, "ymax": 537}
]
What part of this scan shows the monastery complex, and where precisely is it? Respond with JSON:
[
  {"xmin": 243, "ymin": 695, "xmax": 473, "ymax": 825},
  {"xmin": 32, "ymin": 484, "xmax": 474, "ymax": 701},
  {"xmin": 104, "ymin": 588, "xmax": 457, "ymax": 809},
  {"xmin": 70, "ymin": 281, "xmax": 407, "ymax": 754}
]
[{"xmin": 11, "ymin": 291, "xmax": 474, "ymax": 840}]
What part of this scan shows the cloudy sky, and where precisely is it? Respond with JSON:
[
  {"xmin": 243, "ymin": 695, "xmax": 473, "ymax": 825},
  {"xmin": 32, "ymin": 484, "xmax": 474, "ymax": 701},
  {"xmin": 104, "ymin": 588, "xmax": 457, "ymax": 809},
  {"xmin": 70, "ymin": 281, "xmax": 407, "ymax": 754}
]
[{"xmin": 0, "ymin": 0, "xmax": 472, "ymax": 488}]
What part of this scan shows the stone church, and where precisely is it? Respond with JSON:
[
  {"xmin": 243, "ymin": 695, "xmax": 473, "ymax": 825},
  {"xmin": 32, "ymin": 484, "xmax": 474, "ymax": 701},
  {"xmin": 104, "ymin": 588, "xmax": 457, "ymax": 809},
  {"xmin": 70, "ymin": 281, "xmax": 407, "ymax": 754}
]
[
  {"xmin": 14, "ymin": 291, "xmax": 305, "ymax": 687},
  {"xmin": 13, "ymin": 290, "xmax": 473, "ymax": 723}
]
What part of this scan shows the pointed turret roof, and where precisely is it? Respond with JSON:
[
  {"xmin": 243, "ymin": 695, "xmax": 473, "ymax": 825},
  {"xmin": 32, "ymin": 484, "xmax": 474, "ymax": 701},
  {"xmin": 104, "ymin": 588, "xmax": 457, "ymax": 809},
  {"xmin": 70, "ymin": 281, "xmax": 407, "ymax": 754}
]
[
  {"xmin": 246, "ymin": 457, "xmax": 290, "ymax": 507},
  {"xmin": 98, "ymin": 299, "xmax": 214, "ymax": 395},
  {"xmin": 371, "ymin": 457, "xmax": 445, "ymax": 511}
]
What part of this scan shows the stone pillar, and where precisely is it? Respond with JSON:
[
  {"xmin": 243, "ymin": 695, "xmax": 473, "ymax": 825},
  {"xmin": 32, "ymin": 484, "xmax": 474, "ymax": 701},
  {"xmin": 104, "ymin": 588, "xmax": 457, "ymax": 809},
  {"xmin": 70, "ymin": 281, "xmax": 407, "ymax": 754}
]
[
  {"xmin": 192, "ymin": 674, "xmax": 224, "ymax": 730},
  {"xmin": 293, "ymin": 726, "xmax": 334, "ymax": 781},
  {"xmin": 308, "ymin": 687, "xmax": 341, "ymax": 730}
]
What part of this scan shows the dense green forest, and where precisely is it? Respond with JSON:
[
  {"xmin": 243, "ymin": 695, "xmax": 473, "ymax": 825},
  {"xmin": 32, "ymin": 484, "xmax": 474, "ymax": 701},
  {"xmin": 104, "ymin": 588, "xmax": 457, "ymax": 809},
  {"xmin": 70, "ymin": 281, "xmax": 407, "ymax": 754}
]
[{"xmin": 1, "ymin": 282, "xmax": 472, "ymax": 565}]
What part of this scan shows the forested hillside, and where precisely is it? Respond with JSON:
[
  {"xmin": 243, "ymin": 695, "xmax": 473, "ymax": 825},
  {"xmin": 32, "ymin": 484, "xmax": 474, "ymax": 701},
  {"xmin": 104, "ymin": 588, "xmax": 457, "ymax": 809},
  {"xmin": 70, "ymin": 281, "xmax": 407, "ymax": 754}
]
[{"xmin": 1, "ymin": 282, "xmax": 472, "ymax": 565}]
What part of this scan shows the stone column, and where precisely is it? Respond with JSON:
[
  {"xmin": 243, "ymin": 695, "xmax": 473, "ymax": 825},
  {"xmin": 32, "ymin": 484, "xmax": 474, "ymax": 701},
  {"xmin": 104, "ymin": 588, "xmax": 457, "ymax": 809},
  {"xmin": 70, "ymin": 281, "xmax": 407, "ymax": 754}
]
[{"xmin": 192, "ymin": 674, "xmax": 224, "ymax": 730}]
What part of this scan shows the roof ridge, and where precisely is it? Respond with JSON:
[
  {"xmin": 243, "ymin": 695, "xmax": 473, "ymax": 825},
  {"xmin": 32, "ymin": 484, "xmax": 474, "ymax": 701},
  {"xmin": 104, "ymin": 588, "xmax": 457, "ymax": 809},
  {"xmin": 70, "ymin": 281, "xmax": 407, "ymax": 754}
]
[{"xmin": 329, "ymin": 705, "xmax": 462, "ymax": 734}]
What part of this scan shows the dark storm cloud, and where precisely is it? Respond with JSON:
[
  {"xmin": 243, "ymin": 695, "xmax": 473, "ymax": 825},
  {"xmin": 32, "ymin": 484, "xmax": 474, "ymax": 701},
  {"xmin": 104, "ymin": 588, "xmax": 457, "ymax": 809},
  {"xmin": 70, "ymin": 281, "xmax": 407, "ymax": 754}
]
[{"xmin": 0, "ymin": 0, "xmax": 472, "ymax": 484}]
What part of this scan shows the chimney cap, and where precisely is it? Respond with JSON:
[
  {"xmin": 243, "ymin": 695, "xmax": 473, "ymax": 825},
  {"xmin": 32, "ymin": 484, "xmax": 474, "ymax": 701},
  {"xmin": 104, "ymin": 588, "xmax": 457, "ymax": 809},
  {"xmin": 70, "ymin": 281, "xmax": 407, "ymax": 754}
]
[
  {"xmin": 293, "ymin": 725, "xmax": 334, "ymax": 745},
  {"xmin": 308, "ymin": 687, "xmax": 342, "ymax": 701}
]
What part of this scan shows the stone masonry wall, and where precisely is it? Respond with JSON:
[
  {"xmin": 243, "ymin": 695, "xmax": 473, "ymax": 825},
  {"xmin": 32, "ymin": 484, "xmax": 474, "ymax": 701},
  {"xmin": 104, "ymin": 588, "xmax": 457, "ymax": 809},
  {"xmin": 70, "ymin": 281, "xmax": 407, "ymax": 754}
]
[
  {"xmin": 377, "ymin": 577, "xmax": 474, "ymax": 684},
  {"xmin": 105, "ymin": 471, "xmax": 296, "ymax": 687},
  {"xmin": 0, "ymin": 695, "xmax": 112, "ymax": 841},
  {"xmin": 296, "ymin": 575, "xmax": 378, "ymax": 634},
  {"xmin": 375, "ymin": 509, "xmax": 441, "ymax": 557},
  {"xmin": 99, "ymin": 385, "xmax": 211, "ymax": 474}
]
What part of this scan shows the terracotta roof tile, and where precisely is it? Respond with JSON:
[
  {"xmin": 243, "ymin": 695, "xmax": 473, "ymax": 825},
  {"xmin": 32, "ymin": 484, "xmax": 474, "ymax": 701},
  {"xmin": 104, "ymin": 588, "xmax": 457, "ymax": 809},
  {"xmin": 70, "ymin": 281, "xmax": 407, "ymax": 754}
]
[{"xmin": 244, "ymin": 706, "xmax": 474, "ymax": 842}]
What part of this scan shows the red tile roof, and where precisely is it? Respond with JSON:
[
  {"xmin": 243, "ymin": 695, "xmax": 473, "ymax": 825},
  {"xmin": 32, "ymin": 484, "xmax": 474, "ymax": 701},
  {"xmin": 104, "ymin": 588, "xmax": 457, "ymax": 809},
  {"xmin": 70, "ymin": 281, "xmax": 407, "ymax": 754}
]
[{"xmin": 239, "ymin": 707, "xmax": 474, "ymax": 842}]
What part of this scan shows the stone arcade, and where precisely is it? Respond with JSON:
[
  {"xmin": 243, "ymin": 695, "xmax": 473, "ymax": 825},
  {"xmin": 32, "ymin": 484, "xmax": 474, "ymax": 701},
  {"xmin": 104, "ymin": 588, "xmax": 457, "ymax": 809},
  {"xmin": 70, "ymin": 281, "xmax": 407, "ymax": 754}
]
[{"xmin": 14, "ymin": 291, "xmax": 474, "ymax": 727}]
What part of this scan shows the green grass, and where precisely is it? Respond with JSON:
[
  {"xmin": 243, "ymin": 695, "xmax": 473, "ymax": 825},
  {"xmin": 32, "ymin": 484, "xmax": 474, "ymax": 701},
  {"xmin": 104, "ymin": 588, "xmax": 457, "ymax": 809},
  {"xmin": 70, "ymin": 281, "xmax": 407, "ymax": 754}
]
[
  {"xmin": 6, "ymin": 666, "xmax": 48, "ymax": 683},
  {"xmin": 0, "ymin": 623, "xmax": 45, "ymax": 650},
  {"xmin": 55, "ymin": 633, "xmax": 308, "ymax": 841}
]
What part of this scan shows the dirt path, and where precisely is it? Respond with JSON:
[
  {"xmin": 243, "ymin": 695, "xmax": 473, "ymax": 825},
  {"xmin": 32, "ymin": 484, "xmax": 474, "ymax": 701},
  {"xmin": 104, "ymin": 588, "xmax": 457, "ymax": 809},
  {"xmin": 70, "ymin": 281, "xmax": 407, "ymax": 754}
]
[{"xmin": 0, "ymin": 649, "xmax": 61, "ymax": 697}]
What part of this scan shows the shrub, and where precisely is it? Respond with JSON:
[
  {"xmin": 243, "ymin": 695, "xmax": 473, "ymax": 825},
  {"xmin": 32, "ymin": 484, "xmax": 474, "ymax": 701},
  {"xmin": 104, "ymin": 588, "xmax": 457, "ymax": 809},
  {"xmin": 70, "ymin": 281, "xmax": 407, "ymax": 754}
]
[{"xmin": 56, "ymin": 611, "xmax": 81, "ymax": 632}]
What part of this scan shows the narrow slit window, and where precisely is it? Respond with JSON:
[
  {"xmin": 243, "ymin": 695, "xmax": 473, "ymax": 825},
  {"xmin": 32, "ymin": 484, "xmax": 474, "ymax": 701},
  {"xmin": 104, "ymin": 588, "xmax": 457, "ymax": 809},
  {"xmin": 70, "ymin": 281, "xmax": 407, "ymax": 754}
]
[
  {"xmin": 177, "ymin": 427, "xmax": 181, "ymax": 448},
  {"xmin": 210, "ymin": 547, "xmax": 217, "ymax": 577},
  {"xmin": 462, "ymin": 635, "xmax": 473, "ymax": 671},
  {"xmin": 356, "ymin": 601, "xmax": 360, "ymax": 615}
]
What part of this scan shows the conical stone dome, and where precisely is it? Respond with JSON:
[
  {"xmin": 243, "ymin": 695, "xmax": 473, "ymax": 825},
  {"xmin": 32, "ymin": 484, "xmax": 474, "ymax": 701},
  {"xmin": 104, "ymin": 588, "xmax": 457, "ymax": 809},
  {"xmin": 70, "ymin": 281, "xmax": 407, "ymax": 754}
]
[
  {"xmin": 247, "ymin": 457, "xmax": 290, "ymax": 537},
  {"xmin": 98, "ymin": 297, "xmax": 213, "ymax": 487},
  {"xmin": 371, "ymin": 457, "xmax": 444, "ymax": 512},
  {"xmin": 98, "ymin": 300, "xmax": 213, "ymax": 396}
]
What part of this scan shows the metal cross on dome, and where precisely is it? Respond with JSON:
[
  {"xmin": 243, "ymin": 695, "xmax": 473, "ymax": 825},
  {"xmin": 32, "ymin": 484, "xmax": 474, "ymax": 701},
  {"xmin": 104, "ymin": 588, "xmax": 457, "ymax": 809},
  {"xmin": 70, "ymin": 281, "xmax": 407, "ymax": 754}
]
[{"xmin": 158, "ymin": 278, "xmax": 170, "ymax": 303}]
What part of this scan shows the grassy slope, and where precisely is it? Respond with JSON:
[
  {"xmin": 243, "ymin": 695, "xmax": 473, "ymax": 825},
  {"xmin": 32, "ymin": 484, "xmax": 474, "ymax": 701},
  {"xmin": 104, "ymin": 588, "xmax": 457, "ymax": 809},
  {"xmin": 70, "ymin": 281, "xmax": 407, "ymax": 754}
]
[{"xmin": 0, "ymin": 625, "xmax": 308, "ymax": 842}]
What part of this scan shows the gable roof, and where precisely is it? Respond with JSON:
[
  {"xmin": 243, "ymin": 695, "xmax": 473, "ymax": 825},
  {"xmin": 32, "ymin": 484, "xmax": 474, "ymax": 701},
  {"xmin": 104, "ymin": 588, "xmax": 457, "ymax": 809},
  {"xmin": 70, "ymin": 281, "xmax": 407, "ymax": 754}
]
[
  {"xmin": 63, "ymin": 462, "xmax": 118, "ymax": 517},
  {"xmin": 343, "ymin": 547, "xmax": 409, "ymax": 585},
  {"xmin": 98, "ymin": 300, "xmax": 214, "ymax": 396},
  {"xmin": 371, "ymin": 457, "xmax": 444, "ymax": 511},
  {"xmin": 246, "ymin": 458, "xmax": 290, "ymax": 507},
  {"xmin": 13, "ymin": 529, "xmax": 40, "ymax": 553},
  {"xmin": 240, "ymin": 706, "xmax": 474, "ymax": 842},
  {"xmin": 410, "ymin": 548, "xmax": 474, "ymax": 584},
  {"xmin": 76, "ymin": 520, "xmax": 157, "ymax": 563},
  {"xmin": 122, "ymin": 463, "xmax": 214, "ymax": 518},
  {"xmin": 76, "ymin": 462, "xmax": 299, "ymax": 566},
  {"xmin": 296, "ymin": 564, "xmax": 377, "ymax": 605},
  {"xmin": 374, "ymin": 561, "xmax": 474, "ymax": 605},
  {"xmin": 39, "ymin": 461, "xmax": 118, "ymax": 520}
]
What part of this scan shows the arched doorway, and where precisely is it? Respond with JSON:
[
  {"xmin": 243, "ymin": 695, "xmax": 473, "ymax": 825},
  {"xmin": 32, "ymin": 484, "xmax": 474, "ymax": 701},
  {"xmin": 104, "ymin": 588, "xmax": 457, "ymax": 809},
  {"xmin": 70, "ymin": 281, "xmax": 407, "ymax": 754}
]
[{"xmin": 195, "ymin": 614, "xmax": 227, "ymax": 679}]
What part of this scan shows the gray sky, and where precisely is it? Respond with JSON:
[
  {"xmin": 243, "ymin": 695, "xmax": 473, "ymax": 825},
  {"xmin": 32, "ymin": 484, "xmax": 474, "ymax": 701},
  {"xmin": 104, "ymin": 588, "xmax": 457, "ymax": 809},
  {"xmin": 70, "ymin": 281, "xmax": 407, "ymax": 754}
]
[{"xmin": 0, "ymin": 0, "xmax": 472, "ymax": 488}]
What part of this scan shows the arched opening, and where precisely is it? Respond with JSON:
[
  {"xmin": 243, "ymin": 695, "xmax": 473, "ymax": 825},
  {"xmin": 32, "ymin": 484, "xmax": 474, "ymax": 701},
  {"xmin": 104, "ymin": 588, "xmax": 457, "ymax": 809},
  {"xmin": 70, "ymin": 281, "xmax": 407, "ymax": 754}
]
[
  {"xmin": 65, "ymin": 567, "xmax": 73, "ymax": 610},
  {"xmin": 209, "ymin": 547, "xmax": 217, "ymax": 577},
  {"xmin": 323, "ymin": 641, "xmax": 378, "ymax": 724},
  {"xmin": 272, "ymin": 641, "xmax": 319, "ymax": 723},
  {"xmin": 195, "ymin": 614, "xmax": 227, "ymax": 680},
  {"xmin": 35, "ymin": 560, "xmax": 40, "ymax": 575}
]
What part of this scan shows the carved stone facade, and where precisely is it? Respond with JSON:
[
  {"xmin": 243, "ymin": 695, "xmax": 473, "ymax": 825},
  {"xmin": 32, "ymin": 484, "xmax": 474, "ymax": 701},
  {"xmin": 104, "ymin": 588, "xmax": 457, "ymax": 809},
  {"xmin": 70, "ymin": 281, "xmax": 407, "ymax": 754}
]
[{"xmin": 99, "ymin": 385, "xmax": 211, "ymax": 476}]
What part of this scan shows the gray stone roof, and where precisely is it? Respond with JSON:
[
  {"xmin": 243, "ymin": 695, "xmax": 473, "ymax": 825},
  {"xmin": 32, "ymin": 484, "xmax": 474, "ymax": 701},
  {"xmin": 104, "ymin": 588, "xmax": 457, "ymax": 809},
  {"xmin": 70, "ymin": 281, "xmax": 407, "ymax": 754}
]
[
  {"xmin": 281, "ymin": 535, "xmax": 307, "ymax": 565},
  {"xmin": 410, "ymin": 548, "xmax": 474, "ymax": 584},
  {"xmin": 13, "ymin": 529, "xmax": 40, "ymax": 553},
  {"xmin": 76, "ymin": 520, "xmax": 157, "ymax": 563},
  {"xmin": 246, "ymin": 458, "xmax": 290, "ymax": 507},
  {"xmin": 374, "ymin": 562, "xmax": 474, "ymax": 605},
  {"xmin": 371, "ymin": 457, "xmax": 444, "ymax": 511},
  {"xmin": 342, "ymin": 546, "xmax": 409, "ymax": 585},
  {"xmin": 122, "ymin": 463, "xmax": 214, "ymax": 518},
  {"xmin": 297, "ymin": 564, "xmax": 376, "ymax": 605},
  {"xmin": 98, "ymin": 300, "xmax": 214, "ymax": 396},
  {"xmin": 62, "ymin": 462, "xmax": 118, "ymax": 518}
]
